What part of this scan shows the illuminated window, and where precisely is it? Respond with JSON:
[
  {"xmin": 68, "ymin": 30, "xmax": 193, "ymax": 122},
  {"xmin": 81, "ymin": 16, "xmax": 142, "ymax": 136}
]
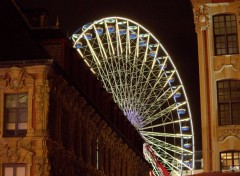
[
  {"xmin": 213, "ymin": 14, "xmax": 238, "ymax": 55},
  {"xmin": 220, "ymin": 151, "xmax": 240, "ymax": 173},
  {"xmin": 3, "ymin": 163, "xmax": 26, "ymax": 176},
  {"xmin": 4, "ymin": 93, "xmax": 28, "ymax": 137},
  {"xmin": 217, "ymin": 80, "xmax": 240, "ymax": 125}
]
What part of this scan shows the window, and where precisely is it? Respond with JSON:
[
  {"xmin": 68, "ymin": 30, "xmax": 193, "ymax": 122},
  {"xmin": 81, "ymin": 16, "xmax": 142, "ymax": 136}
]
[
  {"xmin": 217, "ymin": 80, "xmax": 240, "ymax": 125},
  {"xmin": 220, "ymin": 151, "xmax": 240, "ymax": 173},
  {"xmin": 2, "ymin": 163, "xmax": 26, "ymax": 176},
  {"xmin": 4, "ymin": 93, "xmax": 28, "ymax": 137},
  {"xmin": 213, "ymin": 14, "xmax": 238, "ymax": 55}
]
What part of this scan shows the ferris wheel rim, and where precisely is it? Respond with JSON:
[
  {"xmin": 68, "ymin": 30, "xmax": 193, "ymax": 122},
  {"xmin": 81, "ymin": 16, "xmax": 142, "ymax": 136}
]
[
  {"xmin": 73, "ymin": 16, "xmax": 192, "ymax": 105},
  {"xmin": 72, "ymin": 16, "xmax": 195, "ymax": 176}
]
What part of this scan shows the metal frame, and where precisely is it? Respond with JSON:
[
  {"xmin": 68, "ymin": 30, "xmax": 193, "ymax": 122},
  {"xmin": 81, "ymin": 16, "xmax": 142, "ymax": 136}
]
[{"xmin": 72, "ymin": 17, "xmax": 195, "ymax": 176}]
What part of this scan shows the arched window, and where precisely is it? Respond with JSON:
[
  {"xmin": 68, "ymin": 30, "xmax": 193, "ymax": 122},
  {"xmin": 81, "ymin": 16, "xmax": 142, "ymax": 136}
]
[
  {"xmin": 220, "ymin": 151, "xmax": 240, "ymax": 173},
  {"xmin": 217, "ymin": 80, "xmax": 240, "ymax": 125},
  {"xmin": 213, "ymin": 14, "xmax": 238, "ymax": 55}
]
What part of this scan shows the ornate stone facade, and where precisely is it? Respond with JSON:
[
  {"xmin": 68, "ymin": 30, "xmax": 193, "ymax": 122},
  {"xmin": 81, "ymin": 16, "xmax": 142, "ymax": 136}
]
[
  {"xmin": 192, "ymin": 0, "xmax": 240, "ymax": 173},
  {"xmin": 0, "ymin": 65, "xmax": 50, "ymax": 176},
  {"xmin": 46, "ymin": 65, "xmax": 150, "ymax": 176},
  {"xmin": 0, "ymin": 63, "xmax": 151, "ymax": 176}
]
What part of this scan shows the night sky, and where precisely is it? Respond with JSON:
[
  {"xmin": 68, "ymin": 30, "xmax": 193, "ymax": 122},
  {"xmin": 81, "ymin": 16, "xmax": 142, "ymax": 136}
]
[{"xmin": 17, "ymin": 0, "xmax": 202, "ymax": 151}]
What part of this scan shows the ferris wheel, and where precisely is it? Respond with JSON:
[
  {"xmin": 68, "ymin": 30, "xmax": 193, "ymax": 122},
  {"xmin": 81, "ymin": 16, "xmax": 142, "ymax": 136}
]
[{"xmin": 71, "ymin": 17, "xmax": 195, "ymax": 176}]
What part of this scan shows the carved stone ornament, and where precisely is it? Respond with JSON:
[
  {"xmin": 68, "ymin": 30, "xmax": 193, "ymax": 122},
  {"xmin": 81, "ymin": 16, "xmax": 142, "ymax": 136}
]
[
  {"xmin": 17, "ymin": 139, "xmax": 32, "ymax": 152},
  {"xmin": 0, "ymin": 140, "xmax": 20, "ymax": 163},
  {"xmin": 0, "ymin": 139, "xmax": 34, "ymax": 163},
  {"xmin": 214, "ymin": 55, "xmax": 240, "ymax": 71},
  {"xmin": 1, "ymin": 67, "xmax": 34, "ymax": 89},
  {"xmin": 218, "ymin": 128, "xmax": 240, "ymax": 142},
  {"xmin": 0, "ymin": 139, "xmax": 9, "ymax": 159},
  {"xmin": 35, "ymin": 158, "xmax": 45, "ymax": 176},
  {"xmin": 193, "ymin": 5, "xmax": 210, "ymax": 31}
]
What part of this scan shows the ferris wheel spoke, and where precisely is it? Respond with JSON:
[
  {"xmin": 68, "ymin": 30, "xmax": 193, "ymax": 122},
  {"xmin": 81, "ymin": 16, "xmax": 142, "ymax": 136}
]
[
  {"xmin": 141, "ymin": 117, "xmax": 191, "ymax": 130},
  {"xmin": 139, "ymin": 67, "xmax": 172, "ymax": 101},
  {"xmin": 152, "ymin": 146, "xmax": 186, "ymax": 176},
  {"xmin": 93, "ymin": 25, "xmax": 108, "ymax": 59},
  {"xmin": 84, "ymin": 46, "xmax": 100, "ymax": 68},
  {"xmin": 134, "ymin": 26, "xmax": 140, "ymax": 58},
  {"xmin": 142, "ymin": 101, "xmax": 186, "ymax": 126},
  {"xmin": 98, "ymin": 59, "xmax": 126, "ymax": 104},
  {"xmin": 129, "ymin": 39, "xmax": 145, "ymax": 102},
  {"xmin": 142, "ymin": 135, "xmax": 193, "ymax": 155},
  {"xmin": 147, "ymin": 145, "xmax": 182, "ymax": 173},
  {"xmin": 155, "ymin": 85, "xmax": 182, "ymax": 104},
  {"xmin": 78, "ymin": 49, "xmax": 95, "ymax": 68},
  {"xmin": 121, "ymin": 25, "xmax": 139, "ymax": 105},
  {"xmin": 125, "ymin": 21, "xmax": 131, "ymax": 56},
  {"xmin": 138, "ymin": 84, "xmax": 182, "ymax": 118},
  {"xmin": 102, "ymin": 71, "xmax": 126, "ymax": 108},
  {"xmin": 143, "ymin": 85, "xmax": 181, "ymax": 111},
  {"xmin": 111, "ymin": 58, "xmax": 129, "ymax": 107},
  {"xmin": 72, "ymin": 17, "xmax": 195, "ymax": 176},
  {"xmin": 131, "ymin": 35, "xmax": 150, "ymax": 98},
  {"xmin": 141, "ymin": 131, "xmax": 192, "ymax": 139},
  {"xmin": 144, "ymin": 152, "xmax": 165, "ymax": 176},
  {"xmin": 115, "ymin": 19, "xmax": 122, "ymax": 56},
  {"xmin": 132, "ymin": 81, "xmax": 169, "ymax": 115},
  {"xmin": 104, "ymin": 21, "xmax": 115, "ymax": 56},
  {"xmin": 150, "ymin": 144, "xmax": 193, "ymax": 172}
]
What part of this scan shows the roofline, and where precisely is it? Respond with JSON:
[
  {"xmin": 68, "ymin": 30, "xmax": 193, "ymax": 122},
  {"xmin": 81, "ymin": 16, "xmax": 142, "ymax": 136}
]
[
  {"xmin": 0, "ymin": 59, "xmax": 53, "ymax": 68},
  {"xmin": 10, "ymin": 0, "xmax": 32, "ymax": 28}
]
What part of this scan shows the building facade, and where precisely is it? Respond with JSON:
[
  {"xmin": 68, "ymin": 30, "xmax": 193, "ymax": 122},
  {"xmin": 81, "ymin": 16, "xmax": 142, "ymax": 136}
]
[
  {"xmin": 0, "ymin": 0, "xmax": 151, "ymax": 175},
  {"xmin": 192, "ymin": 0, "xmax": 240, "ymax": 174},
  {"xmin": 0, "ymin": 62, "xmax": 151, "ymax": 176}
]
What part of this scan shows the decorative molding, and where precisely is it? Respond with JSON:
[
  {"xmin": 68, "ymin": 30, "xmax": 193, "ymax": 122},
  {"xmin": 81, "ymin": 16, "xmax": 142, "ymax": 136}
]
[
  {"xmin": 218, "ymin": 128, "xmax": 240, "ymax": 141},
  {"xmin": 17, "ymin": 139, "xmax": 32, "ymax": 152},
  {"xmin": 230, "ymin": 55, "xmax": 240, "ymax": 70},
  {"xmin": 0, "ymin": 139, "xmax": 9, "ymax": 160},
  {"xmin": 0, "ymin": 139, "xmax": 33, "ymax": 163},
  {"xmin": 214, "ymin": 55, "xmax": 240, "ymax": 71},
  {"xmin": 193, "ymin": 5, "xmax": 210, "ymax": 32},
  {"xmin": 35, "ymin": 158, "xmax": 45, "ymax": 176},
  {"xmin": 0, "ymin": 67, "xmax": 34, "ymax": 90}
]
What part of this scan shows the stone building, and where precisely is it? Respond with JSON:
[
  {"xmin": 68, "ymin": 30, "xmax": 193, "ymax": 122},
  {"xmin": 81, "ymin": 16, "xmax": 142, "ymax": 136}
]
[
  {"xmin": 191, "ymin": 0, "xmax": 240, "ymax": 174},
  {"xmin": 0, "ymin": 0, "xmax": 151, "ymax": 175}
]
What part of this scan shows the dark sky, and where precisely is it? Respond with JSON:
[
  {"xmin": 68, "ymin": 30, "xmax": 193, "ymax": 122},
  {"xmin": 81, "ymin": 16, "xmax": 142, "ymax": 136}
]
[{"xmin": 17, "ymin": 0, "xmax": 201, "ymax": 150}]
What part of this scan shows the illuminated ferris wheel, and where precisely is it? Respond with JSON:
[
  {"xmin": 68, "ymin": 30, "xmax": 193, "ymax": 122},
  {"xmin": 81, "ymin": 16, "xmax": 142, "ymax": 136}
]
[{"xmin": 71, "ymin": 17, "xmax": 195, "ymax": 176}]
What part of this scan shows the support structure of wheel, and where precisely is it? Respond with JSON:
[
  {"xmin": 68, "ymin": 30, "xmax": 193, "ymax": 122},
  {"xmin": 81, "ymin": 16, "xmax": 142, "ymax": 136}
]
[{"xmin": 72, "ymin": 17, "xmax": 195, "ymax": 176}]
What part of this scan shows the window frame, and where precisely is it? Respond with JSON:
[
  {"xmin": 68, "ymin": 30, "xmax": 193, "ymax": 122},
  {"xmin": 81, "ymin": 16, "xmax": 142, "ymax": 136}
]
[
  {"xmin": 217, "ymin": 80, "xmax": 240, "ymax": 125},
  {"xmin": 220, "ymin": 151, "xmax": 240, "ymax": 173},
  {"xmin": 213, "ymin": 14, "xmax": 239, "ymax": 56},
  {"xmin": 3, "ymin": 93, "xmax": 28, "ymax": 137},
  {"xmin": 2, "ymin": 163, "xmax": 27, "ymax": 176}
]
